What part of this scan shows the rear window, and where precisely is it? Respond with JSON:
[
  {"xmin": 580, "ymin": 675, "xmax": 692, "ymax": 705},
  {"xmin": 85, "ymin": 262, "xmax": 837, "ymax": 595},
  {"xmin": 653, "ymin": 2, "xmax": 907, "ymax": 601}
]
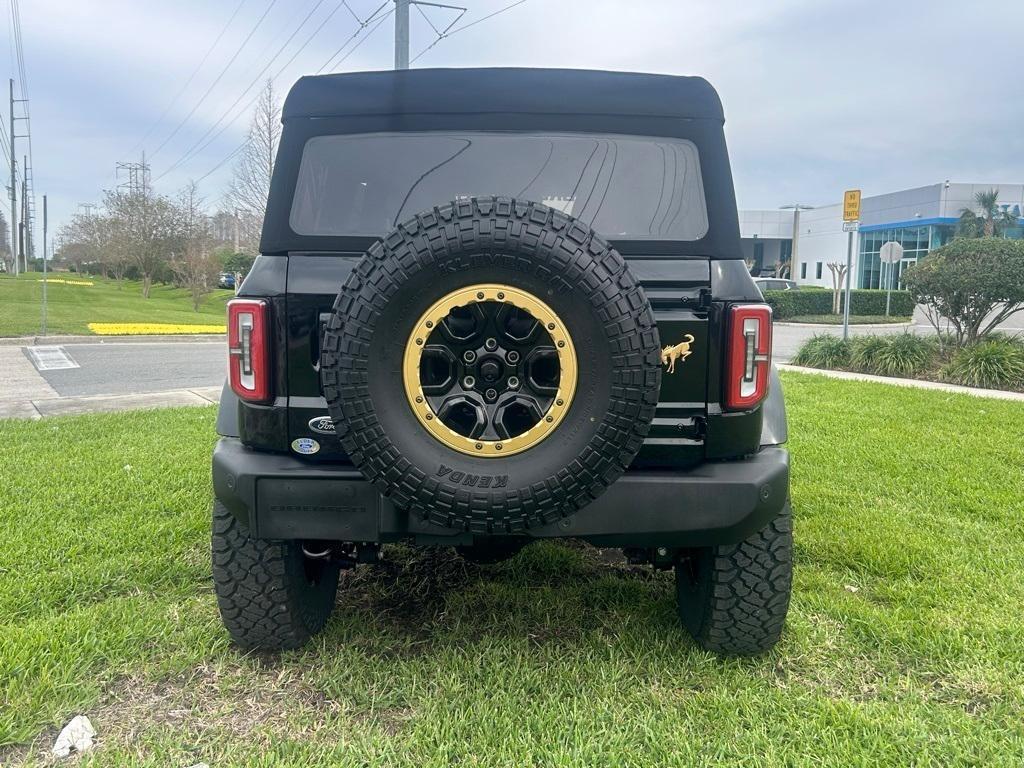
[{"xmin": 289, "ymin": 131, "xmax": 709, "ymax": 241}]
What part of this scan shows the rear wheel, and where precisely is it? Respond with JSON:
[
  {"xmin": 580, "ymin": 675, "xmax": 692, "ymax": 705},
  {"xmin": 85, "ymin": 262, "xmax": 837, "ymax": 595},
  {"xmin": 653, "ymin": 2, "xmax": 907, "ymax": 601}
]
[
  {"xmin": 211, "ymin": 501, "xmax": 340, "ymax": 650},
  {"xmin": 675, "ymin": 502, "xmax": 793, "ymax": 655}
]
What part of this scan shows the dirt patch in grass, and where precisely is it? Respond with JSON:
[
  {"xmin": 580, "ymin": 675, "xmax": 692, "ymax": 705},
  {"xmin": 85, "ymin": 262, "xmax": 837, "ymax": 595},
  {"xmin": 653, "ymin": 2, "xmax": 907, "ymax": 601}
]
[{"xmin": 2, "ymin": 663, "xmax": 344, "ymax": 766}]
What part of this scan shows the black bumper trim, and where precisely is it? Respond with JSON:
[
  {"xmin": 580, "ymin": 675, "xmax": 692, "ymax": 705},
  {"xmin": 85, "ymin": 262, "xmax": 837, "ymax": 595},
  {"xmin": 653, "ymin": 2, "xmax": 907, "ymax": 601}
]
[{"xmin": 212, "ymin": 439, "xmax": 789, "ymax": 547}]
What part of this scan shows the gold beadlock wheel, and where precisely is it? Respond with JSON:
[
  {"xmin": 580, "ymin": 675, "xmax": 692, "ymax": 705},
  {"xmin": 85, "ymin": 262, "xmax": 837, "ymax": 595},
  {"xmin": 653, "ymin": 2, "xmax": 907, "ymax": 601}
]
[{"xmin": 402, "ymin": 283, "xmax": 577, "ymax": 457}]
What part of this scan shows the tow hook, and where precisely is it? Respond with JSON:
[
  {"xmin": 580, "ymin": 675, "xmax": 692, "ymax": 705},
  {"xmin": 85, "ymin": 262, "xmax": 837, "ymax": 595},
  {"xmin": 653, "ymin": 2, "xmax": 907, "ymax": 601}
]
[{"xmin": 301, "ymin": 542, "xmax": 379, "ymax": 568}]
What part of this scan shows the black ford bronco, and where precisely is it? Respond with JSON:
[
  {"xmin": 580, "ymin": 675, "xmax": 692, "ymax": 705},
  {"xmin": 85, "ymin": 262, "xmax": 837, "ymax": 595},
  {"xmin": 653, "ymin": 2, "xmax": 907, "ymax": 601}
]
[{"xmin": 212, "ymin": 68, "xmax": 791, "ymax": 655}]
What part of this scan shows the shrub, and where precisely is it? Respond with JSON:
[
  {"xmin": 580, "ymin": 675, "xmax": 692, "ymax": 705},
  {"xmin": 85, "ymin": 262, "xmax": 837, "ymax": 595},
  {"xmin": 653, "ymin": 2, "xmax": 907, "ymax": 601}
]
[
  {"xmin": 943, "ymin": 338, "xmax": 1024, "ymax": 390},
  {"xmin": 765, "ymin": 289, "xmax": 914, "ymax": 319},
  {"xmin": 903, "ymin": 238, "xmax": 1024, "ymax": 346},
  {"xmin": 792, "ymin": 334, "xmax": 851, "ymax": 368},
  {"xmin": 849, "ymin": 335, "xmax": 890, "ymax": 371},
  {"xmin": 858, "ymin": 334, "xmax": 937, "ymax": 378}
]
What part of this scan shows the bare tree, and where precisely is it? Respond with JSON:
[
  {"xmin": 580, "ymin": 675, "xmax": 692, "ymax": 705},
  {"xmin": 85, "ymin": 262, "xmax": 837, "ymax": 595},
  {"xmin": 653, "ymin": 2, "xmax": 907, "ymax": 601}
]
[
  {"xmin": 225, "ymin": 79, "xmax": 280, "ymax": 252},
  {"xmin": 103, "ymin": 188, "xmax": 180, "ymax": 298},
  {"xmin": 170, "ymin": 182, "xmax": 219, "ymax": 310},
  {"xmin": 55, "ymin": 212, "xmax": 107, "ymax": 275},
  {"xmin": 827, "ymin": 262, "xmax": 849, "ymax": 315},
  {"xmin": 0, "ymin": 211, "xmax": 10, "ymax": 272}
]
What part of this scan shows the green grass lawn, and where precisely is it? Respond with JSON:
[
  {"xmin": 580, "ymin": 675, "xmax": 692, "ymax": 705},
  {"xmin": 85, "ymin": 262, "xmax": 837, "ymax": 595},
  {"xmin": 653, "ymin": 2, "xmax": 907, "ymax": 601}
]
[
  {"xmin": 2, "ymin": 374, "xmax": 1023, "ymax": 766},
  {"xmin": 0, "ymin": 273, "xmax": 231, "ymax": 336},
  {"xmin": 786, "ymin": 314, "xmax": 913, "ymax": 325}
]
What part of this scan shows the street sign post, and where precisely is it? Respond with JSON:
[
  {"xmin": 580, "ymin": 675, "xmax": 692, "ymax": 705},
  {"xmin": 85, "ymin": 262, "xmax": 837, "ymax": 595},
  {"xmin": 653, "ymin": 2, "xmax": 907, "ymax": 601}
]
[
  {"xmin": 841, "ymin": 189, "xmax": 861, "ymax": 339},
  {"xmin": 843, "ymin": 189, "xmax": 861, "ymax": 222},
  {"xmin": 879, "ymin": 240, "xmax": 904, "ymax": 317}
]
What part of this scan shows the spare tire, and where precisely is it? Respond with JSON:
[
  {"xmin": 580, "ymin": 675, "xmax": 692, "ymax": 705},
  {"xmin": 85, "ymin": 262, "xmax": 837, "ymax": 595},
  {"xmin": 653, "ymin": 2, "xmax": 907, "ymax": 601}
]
[{"xmin": 321, "ymin": 197, "xmax": 661, "ymax": 533}]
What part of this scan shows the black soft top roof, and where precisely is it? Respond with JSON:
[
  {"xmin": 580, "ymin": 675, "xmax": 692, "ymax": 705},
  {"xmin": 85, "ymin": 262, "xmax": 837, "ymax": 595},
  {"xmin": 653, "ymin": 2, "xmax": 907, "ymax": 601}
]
[{"xmin": 282, "ymin": 68, "xmax": 725, "ymax": 123}]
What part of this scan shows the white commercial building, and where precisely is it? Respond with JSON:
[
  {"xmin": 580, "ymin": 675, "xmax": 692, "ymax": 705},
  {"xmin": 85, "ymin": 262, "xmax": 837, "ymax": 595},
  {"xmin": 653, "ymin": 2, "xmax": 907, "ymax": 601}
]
[{"xmin": 739, "ymin": 182, "xmax": 1024, "ymax": 289}]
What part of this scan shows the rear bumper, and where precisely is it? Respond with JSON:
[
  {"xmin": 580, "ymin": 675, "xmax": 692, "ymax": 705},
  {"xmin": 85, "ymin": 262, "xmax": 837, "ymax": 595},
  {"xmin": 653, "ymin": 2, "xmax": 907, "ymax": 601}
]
[{"xmin": 212, "ymin": 438, "xmax": 789, "ymax": 547}]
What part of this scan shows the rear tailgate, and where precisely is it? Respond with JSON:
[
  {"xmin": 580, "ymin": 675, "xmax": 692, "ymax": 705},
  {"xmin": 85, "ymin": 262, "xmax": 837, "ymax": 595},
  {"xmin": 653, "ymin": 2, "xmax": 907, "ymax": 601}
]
[{"xmin": 285, "ymin": 254, "xmax": 711, "ymax": 467}]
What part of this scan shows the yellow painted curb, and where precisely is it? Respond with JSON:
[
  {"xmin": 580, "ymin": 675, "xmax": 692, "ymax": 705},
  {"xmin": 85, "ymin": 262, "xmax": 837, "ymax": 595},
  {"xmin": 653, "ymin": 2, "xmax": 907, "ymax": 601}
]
[{"xmin": 87, "ymin": 323, "xmax": 227, "ymax": 336}]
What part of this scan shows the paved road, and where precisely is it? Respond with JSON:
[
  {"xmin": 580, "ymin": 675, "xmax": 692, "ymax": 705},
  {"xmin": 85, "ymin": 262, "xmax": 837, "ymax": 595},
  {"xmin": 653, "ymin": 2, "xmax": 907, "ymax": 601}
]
[
  {"xmin": 7, "ymin": 313, "xmax": 1024, "ymax": 403},
  {"xmin": 21, "ymin": 340, "xmax": 226, "ymax": 397}
]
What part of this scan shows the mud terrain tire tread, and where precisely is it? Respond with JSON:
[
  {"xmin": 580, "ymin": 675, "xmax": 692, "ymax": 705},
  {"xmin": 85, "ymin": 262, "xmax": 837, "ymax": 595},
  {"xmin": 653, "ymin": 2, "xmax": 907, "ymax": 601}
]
[
  {"xmin": 211, "ymin": 502, "xmax": 339, "ymax": 650},
  {"xmin": 320, "ymin": 196, "xmax": 661, "ymax": 533},
  {"xmin": 675, "ymin": 502, "xmax": 793, "ymax": 655}
]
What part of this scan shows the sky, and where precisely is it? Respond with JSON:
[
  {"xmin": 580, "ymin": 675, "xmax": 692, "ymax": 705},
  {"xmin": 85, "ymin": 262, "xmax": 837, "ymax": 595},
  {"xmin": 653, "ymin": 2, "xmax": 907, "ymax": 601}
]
[{"xmin": 14, "ymin": 0, "xmax": 1024, "ymax": 239}]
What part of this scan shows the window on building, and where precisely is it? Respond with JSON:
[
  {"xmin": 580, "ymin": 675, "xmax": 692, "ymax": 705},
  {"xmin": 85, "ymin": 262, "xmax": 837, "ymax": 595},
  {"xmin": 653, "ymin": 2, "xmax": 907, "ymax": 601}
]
[
  {"xmin": 858, "ymin": 224, "xmax": 937, "ymax": 288},
  {"xmin": 815, "ymin": 262, "xmax": 823, "ymax": 279},
  {"xmin": 750, "ymin": 241, "xmax": 764, "ymax": 275},
  {"xmin": 800, "ymin": 262, "xmax": 807, "ymax": 279}
]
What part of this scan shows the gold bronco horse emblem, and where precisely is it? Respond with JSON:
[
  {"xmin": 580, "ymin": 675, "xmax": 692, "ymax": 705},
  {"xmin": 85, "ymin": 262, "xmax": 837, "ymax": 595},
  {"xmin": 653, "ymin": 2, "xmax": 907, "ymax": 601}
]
[{"xmin": 661, "ymin": 334, "xmax": 695, "ymax": 374}]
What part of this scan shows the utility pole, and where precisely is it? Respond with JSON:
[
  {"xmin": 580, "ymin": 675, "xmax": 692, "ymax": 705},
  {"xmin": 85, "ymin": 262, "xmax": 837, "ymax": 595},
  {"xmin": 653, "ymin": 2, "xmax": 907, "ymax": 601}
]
[
  {"xmin": 9, "ymin": 79, "xmax": 16, "ymax": 276},
  {"xmin": 20, "ymin": 157, "xmax": 26, "ymax": 270},
  {"xmin": 394, "ymin": 0, "xmax": 410, "ymax": 69},
  {"xmin": 41, "ymin": 194, "xmax": 47, "ymax": 335},
  {"xmin": 21, "ymin": 154, "xmax": 27, "ymax": 268}
]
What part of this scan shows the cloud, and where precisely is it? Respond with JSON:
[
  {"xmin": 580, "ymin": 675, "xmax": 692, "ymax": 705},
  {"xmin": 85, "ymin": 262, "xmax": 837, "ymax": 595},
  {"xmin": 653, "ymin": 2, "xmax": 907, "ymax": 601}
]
[{"xmin": 18, "ymin": 0, "xmax": 1024, "ymax": 235}]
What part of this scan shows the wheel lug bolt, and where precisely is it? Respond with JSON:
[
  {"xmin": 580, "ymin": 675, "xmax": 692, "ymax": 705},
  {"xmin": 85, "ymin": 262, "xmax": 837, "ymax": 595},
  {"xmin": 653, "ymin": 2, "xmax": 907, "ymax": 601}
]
[
  {"xmin": 508, "ymin": 376, "xmax": 519, "ymax": 389},
  {"xmin": 546, "ymin": 415, "xmax": 553, "ymax": 422},
  {"xmin": 557, "ymin": 340, "xmax": 565, "ymax": 348},
  {"xmin": 547, "ymin": 323, "xmax": 555, "ymax": 330},
  {"xmin": 463, "ymin": 376, "xmax": 475, "ymax": 389},
  {"xmin": 556, "ymin": 399, "xmax": 564, "ymax": 406},
  {"xmin": 477, "ymin": 291, "xmax": 485, "ymax": 299},
  {"xmin": 485, "ymin": 337, "xmax": 497, "ymax": 351},
  {"xmin": 497, "ymin": 292, "xmax": 505, "ymax": 300},
  {"xmin": 463, "ymin": 350, "xmax": 476, "ymax": 363},
  {"xmin": 415, "ymin": 396, "xmax": 423, "ymax": 403},
  {"xmin": 507, "ymin": 350, "xmax": 520, "ymax": 363},
  {"xmin": 485, "ymin": 388, "xmax": 498, "ymax": 401},
  {"xmin": 425, "ymin": 320, "xmax": 433, "ymax": 328}
]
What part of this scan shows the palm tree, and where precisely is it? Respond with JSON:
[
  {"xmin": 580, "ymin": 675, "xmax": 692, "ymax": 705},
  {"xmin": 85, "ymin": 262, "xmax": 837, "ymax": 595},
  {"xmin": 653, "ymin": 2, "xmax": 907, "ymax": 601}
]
[
  {"xmin": 974, "ymin": 189, "xmax": 999, "ymax": 236},
  {"xmin": 958, "ymin": 188, "xmax": 1016, "ymax": 238}
]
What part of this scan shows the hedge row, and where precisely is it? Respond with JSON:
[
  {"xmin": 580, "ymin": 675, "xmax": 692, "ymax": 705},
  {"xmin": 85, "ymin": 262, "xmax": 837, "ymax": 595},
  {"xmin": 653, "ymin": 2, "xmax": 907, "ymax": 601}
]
[{"xmin": 764, "ymin": 288, "xmax": 914, "ymax": 319}]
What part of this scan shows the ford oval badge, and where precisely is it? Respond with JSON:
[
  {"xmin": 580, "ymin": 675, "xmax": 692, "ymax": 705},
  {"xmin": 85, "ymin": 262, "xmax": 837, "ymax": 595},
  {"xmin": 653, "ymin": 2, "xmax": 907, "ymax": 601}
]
[
  {"xmin": 307, "ymin": 416, "xmax": 335, "ymax": 435},
  {"xmin": 291, "ymin": 437, "xmax": 321, "ymax": 455}
]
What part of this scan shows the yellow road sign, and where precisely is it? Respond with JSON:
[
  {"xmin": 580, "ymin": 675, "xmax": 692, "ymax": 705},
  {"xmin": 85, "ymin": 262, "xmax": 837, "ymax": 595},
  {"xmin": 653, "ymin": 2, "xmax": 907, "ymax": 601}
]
[{"xmin": 843, "ymin": 189, "xmax": 861, "ymax": 221}]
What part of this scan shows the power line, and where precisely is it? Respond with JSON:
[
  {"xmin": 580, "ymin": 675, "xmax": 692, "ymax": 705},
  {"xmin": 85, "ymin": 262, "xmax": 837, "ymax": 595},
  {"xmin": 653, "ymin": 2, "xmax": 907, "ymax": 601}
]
[
  {"xmin": 409, "ymin": 0, "xmax": 527, "ymax": 64},
  {"xmin": 128, "ymin": 0, "xmax": 250, "ymax": 157},
  {"xmin": 149, "ymin": 0, "xmax": 280, "ymax": 159},
  {"xmin": 162, "ymin": 2, "xmax": 392, "ymax": 185},
  {"xmin": 316, "ymin": 1, "xmax": 390, "ymax": 73},
  {"xmin": 155, "ymin": 0, "xmax": 361, "ymax": 183}
]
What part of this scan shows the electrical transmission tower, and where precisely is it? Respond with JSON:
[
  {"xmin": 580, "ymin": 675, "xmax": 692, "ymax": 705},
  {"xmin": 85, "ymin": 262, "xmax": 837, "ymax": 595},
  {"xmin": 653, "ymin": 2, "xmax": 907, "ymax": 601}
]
[{"xmin": 116, "ymin": 153, "xmax": 151, "ymax": 196}]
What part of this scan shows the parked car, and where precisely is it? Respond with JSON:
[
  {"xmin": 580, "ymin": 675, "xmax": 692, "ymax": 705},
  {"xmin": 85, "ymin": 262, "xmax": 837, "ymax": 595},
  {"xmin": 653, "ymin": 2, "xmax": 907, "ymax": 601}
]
[
  {"xmin": 754, "ymin": 277, "xmax": 799, "ymax": 292},
  {"xmin": 217, "ymin": 272, "xmax": 236, "ymax": 290},
  {"xmin": 211, "ymin": 68, "xmax": 791, "ymax": 655}
]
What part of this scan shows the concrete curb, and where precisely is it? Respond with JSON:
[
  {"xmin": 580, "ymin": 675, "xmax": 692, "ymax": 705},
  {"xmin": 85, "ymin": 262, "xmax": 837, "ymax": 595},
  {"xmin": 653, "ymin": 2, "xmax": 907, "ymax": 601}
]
[
  {"xmin": 774, "ymin": 321, "xmax": 914, "ymax": 329},
  {"xmin": 0, "ymin": 334, "xmax": 226, "ymax": 346},
  {"xmin": 0, "ymin": 386, "xmax": 221, "ymax": 420},
  {"xmin": 779, "ymin": 364, "xmax": 1024, "ymax": 402}
]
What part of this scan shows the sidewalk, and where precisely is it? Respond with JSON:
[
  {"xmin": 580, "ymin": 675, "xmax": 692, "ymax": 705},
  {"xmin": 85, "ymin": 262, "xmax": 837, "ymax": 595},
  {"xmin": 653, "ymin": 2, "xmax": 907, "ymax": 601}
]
[
  {"xmin": 0, "ymin": 386, "xmax": 222, "ymax": 419},
  {"xmin": 0, "ymin": 333, "xmax": 226, "ymax": 346}
]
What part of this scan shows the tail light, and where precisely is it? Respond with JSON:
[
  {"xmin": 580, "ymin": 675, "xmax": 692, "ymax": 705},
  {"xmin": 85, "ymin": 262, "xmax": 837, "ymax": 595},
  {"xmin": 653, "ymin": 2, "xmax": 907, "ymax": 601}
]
[
  {"xmin": 228, "ymin": 299, "xmax": 271, "ymax": 402},
  {"xmin": 724, "ymin": 303, "xmax": 772, "ymax": 410}
]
